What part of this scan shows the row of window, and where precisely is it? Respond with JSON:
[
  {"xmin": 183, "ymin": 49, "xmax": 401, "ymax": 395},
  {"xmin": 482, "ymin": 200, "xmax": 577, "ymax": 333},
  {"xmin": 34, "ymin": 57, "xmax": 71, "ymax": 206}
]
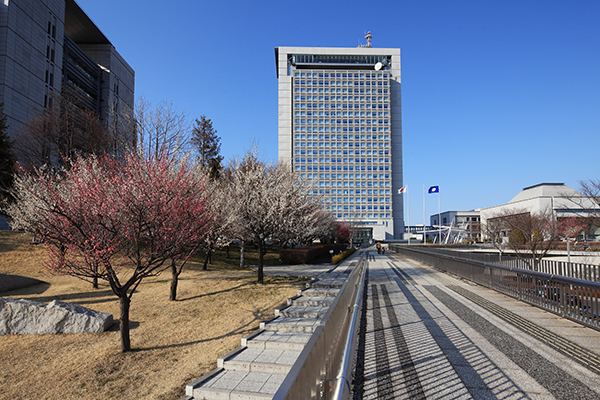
[
  {"xmin": 332, "ymin": 213, "xmax": 391, "ymax": 219},
  {"xmin": 295, "ymin": 134, "xmax": 389, "ymax": 140},
  {"xmin": 306, "ymin": 174, "xmax": 389, "ymax": 181},
  {"xmin": 294, "ymin": 72, "xmax": 389, "ymax": 79},
  {"xmin": 295, "ymin": 88, "xmax": 388, "ymax": 94},
  {"xmin": 296, "ymin": 94, "xmax": 387, "ymax": 100},
  {"xmin": 329, "ymin": 205, "xmax": 390, "ymax": 210},
  {"xmin": 295, "ymin": 119, "xmax": 388, "ymax": 125},
  {"xmin": 295, "ymin": 104, "xmax": 389, "ymax": 109},
  {"xmin": 298, "ymin": 103, "xmax": 388, "ymax": 109},
  {"xmin": 295, "ymin": 104, "xmax": 389, "ymax": 111},
  {"xmin": 294, "ymin": 81, "xmax": 388, "ymax": 86},
  {"xmin": 295, "ymin": 111, "xmax": 389, "ymax": 117},
  {"xmin": 315, "ymin": 181, "xmax": 390, "ymax": 188},
  {"xmin": 296, "ymin": 158, "xmax": 390, "ymax": 164},
  {"xmin": 296, "ymin": 145, "xmax": 389, "ymax": 150},
  {"xmin": 328, "ymin": 197, "xmax": 390, "ymax": 202},
  {"xmin": 295, "ymin": 96, "xmax": 389, "ymax": 103},
  {"xmin": 296, "ymin": 151, "xmax": 390, "ymax": 156},
  {"xmin": 295, "ymin": 127, "xmax": 390, "ymax": 133},
  {"xmin": 296, "ymin": 165, "xmax": 390, "ymax": 171},
  {"xmin": 312, "ymin": 181, "xmax": 390, "ymax": 188}
]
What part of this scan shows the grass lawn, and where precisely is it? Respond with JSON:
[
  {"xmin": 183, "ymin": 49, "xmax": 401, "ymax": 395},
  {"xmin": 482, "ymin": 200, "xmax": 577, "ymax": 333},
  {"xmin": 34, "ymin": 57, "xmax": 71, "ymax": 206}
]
[{"xmin": 0, "ymin": 232, "xmax": 307, "ymax": 400}]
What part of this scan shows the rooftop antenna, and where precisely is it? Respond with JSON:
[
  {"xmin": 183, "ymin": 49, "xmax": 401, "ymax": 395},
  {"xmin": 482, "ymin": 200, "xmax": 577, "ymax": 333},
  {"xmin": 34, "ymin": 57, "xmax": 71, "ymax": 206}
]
[{"xmin": 365, "ymin": 31, "xmax": 372, "ymax": 47}]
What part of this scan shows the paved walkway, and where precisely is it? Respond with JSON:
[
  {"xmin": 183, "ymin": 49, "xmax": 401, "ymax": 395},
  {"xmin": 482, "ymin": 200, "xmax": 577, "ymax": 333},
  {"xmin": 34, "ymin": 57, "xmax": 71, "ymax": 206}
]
[
  {"xmin": 256, "ymin": 263, "xmax": 335, "ymax": 279},
  {"xmin": 357, "ymin": 251, "xmax": 600, "ymax": 400}
]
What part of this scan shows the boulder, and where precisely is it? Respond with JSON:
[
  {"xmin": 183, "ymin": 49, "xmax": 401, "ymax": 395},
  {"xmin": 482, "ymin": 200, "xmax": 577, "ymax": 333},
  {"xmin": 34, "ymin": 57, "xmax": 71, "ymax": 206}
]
[{"xmin": 0, "ymin": 297, "xmax": 113, "ymax": 335}]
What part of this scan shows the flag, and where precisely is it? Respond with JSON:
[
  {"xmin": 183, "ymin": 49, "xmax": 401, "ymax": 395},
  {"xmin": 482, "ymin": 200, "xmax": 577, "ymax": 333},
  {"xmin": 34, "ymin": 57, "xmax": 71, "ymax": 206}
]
[
  {"xmin": 398, "ymin": 185, "xmax": 407, "ymax": 194},
  {"xmin": 428, "ymin": 185, "xmax": 439, "ymax": 194}
]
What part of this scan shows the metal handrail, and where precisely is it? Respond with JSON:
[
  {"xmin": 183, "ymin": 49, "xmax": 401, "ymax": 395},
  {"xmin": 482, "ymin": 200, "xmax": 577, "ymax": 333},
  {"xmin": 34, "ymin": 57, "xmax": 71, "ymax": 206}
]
[
  {"xmin": 332, "ymin": 256, "xmax": 367, "ymax": 400},
  {"xmin": 391, "ymin": 245, "xmax": 600, "ymax": 330},
  {"xmin": 273, "ymin": 254, "xmax": 366, "ymax": 400}
]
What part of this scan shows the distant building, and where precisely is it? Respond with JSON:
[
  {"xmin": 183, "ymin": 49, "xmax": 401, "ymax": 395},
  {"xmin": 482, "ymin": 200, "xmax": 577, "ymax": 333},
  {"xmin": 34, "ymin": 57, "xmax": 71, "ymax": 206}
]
[
  {"xmin": 480, "ymin": 183, "xmax": 598, "ymax": 241},
  {"xmin": 0, "ymin": 0, "xmax": 134, "ymax": 142},
  {"xmin": 275, "ymin": 44, "xmax": 403, "ymax": 241},
  {"xmin": 430, "ymin": 210, "xmax": 481, "ymax": 243},
  {"xmin": 0, "ymin": 0, "xmax": 134, "ymax": 230}
]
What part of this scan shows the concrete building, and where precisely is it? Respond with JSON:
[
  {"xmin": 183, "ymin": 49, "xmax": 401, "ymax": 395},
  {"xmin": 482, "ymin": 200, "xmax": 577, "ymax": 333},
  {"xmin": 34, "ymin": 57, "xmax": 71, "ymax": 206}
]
[
  {"xmin": 480, "ymin": 183, "xmax": 598, "ymax": 241},
  {"xmin": 275, "ymin": 44, "xmax": 403, "ymax": 241},
  {"xmin": 0, "ymin": 0, "xmax": 134, "ymax": 140},
  {"xmin": 430, "ymin": 210, "xmax": 481, "ymax": 243}
]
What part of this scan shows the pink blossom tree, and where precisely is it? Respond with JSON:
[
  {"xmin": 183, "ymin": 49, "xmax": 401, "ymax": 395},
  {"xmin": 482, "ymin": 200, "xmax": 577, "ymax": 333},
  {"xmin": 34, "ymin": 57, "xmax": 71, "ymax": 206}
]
[
  {"xmin": 5, "ymin": 152, "xmax": 212, "ymax": 352},
  {"xmin": 557, "ymin": 217, "xmax": 588, "ymax": 240}
]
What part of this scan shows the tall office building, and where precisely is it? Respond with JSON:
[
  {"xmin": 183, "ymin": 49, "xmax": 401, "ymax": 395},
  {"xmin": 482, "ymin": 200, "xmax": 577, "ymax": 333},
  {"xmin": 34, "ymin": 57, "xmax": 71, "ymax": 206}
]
[
  {"xmin": 275, "ymin": 45, "xmax": 403, "ymax": 241},
  {"xmin": 0, "ymin": 0, "xmax": 134, "ymax": 142}
]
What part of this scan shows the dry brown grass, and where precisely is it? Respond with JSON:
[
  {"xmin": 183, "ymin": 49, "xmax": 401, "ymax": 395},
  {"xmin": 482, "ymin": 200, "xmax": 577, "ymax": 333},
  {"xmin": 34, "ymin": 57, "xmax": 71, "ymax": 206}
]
[{"xmin": 0, "ymin": 232, "xmax": 305, "ymax": 400}]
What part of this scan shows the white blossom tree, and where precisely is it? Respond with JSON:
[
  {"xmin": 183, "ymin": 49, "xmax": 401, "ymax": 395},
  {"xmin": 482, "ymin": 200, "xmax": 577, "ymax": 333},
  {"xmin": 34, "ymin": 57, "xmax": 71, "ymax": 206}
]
[
  {"xmin": 197, "ymin": 173, "xmax": 238, "ymax": 270},
  {"xmin": 228, "ymin": 150, "xmax": 328, "ymax": 283}
]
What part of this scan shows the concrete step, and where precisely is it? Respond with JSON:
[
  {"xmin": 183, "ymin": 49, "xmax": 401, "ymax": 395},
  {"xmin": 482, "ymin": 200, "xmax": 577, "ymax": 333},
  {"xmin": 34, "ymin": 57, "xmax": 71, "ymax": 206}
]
[
  {"xmin": 261, "ymin": 316, "xmax": 322, "ymax": 333},
  {"xmin": 292, "ymin": 295, "xmax": 334, "ymax": 307},
  {"xmin": 219, "ymin": 347, "xmax": 300, "ymax": 375},
  {"xmin": 301, "ymin": 287, "xmax": 340, "ymax": 297},
  {"xmin": 243, "ymin": 330, "xmax": 311, "ymax": 351},
  {"xmin": 276, "ymin": 305, "xmax": 329, "ymax": 319},
  {"xmin": 310, "ymin": 281, "xmax": 344, "ymax": 289},
  {"xmin": 187, "ymin": 369, "xmax": 285, "ymax": 400}
]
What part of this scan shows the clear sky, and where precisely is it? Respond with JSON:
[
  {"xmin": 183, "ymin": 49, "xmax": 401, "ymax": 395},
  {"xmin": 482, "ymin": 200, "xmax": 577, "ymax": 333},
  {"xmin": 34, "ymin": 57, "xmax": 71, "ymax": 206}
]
[{"xmin": 75, "ymin": 0, "xmax": 600, "ymax": 225}]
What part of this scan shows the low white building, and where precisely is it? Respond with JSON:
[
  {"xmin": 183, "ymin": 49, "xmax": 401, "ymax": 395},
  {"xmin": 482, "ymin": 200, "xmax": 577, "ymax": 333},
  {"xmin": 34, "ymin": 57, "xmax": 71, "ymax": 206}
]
[{"xmin": 480, "ymin": 183, "xmax": 598, "ymax": 240}]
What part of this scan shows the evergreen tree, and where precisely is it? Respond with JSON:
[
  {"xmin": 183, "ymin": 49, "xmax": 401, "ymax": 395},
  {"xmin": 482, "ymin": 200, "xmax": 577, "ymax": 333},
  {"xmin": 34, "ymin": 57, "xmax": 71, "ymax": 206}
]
[
  {"xmin": 0, "ymin": 102, "xmax": 16, "ymax": 209},
  {"xmin": 190, "ymin": 115, "xmax": 223, "ymax": 179}
]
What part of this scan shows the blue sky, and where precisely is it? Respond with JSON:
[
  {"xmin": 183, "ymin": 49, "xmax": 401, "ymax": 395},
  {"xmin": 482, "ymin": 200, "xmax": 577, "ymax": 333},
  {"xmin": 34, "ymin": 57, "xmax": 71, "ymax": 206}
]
[{"xmin": 75, "ymin": 0, "xmax": 600, "ymax": 225}]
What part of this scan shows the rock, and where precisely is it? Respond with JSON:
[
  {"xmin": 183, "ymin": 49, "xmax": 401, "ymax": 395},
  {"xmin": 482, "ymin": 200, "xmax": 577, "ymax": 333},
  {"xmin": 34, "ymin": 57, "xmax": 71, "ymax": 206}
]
[{"xmin": 0, "ymin": 297, "xmax": 113, "ymax": 335}]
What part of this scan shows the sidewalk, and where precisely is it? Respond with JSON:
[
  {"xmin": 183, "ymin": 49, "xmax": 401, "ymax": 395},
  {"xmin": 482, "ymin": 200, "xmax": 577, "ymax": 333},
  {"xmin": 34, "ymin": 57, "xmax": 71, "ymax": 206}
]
[{"xmin": 358, "ymin": 251, "xmax": 600, "ymax": 400}]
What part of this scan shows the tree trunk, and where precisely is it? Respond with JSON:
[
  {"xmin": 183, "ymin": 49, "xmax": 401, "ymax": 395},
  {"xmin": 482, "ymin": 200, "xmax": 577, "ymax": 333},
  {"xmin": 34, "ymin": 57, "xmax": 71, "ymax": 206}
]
[
  {"xmin": 257, "ymin": 239, "xmax": 264, "ymax": 284},
  {"xmin": 119, "ymin": 294, "xmax": 131, "ymax": 352},
  {"xmin": 170, "ymin": 259, "xmax": 179, "ymax": 301},
  {"xmin": 203, "ymin": 249, "xmax": 211, "ymax": 271},
  {"xmin": 226, "ymin": 245, "xmax": 230, "ymax": 259},
  {"xmin": 92, "ymin": 261, "xmax": 98, "ymax": 289},
  {"xmin": 240, "ymin": 240, "xmax": 245, "ymax": 269}
]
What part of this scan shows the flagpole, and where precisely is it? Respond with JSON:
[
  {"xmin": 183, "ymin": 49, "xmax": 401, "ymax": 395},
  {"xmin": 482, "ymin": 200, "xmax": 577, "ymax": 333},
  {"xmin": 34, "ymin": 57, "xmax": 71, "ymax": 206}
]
[
  {"xmin": 407, "ymin": 185, "xmax": 410, "ymax": 245},
  {"xmin": 438, "ymin": 188, "xmax": 441, "ymax": 245},
  {"xmin": 423, "ymin": 184, "xmax": 426, "ymax": 244}
]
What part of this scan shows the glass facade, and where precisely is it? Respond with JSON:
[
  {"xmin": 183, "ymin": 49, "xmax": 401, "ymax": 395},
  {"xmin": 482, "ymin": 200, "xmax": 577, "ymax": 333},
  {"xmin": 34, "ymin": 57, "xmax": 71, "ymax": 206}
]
[
  {"xmin": 291, "ymin": 70, "xmax": 392, "ymax": 221},
  {"xmin": 277, "ymin": 47, "xmax": 402, "ymax": 241}
]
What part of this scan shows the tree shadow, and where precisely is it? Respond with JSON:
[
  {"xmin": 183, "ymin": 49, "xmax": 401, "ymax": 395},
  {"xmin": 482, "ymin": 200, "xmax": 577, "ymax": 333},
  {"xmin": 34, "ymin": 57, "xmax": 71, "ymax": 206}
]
[
  {"xmin": 134, "ymin": 300, "xmax": 287, "ymax": 353},
  {"xmin": 12, "ymin": 289, "xmax": 121, "ymax": 308},
  {"xmin": 178, "ymin": 282, "xmax": 251, "ymax": 302},
  {"xmin": 1, "ymin": 281, "xmax": 51, "ymax": 296},
  {"xmin": 107, "ymin": 319, "xmax": 141, "ymax": 331}
]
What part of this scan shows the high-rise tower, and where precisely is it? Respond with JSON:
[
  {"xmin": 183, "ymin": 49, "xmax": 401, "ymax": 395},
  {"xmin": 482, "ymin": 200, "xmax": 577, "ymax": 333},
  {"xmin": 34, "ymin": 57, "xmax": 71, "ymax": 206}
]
[{"xmin": 275, "ymin": 45, "xmax": 403, "ymax": 241}]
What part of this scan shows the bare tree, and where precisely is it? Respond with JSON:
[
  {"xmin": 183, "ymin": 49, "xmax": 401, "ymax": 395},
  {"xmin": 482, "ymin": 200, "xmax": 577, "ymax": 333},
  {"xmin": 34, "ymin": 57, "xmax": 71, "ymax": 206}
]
[
  {"xmin": 487, "ymin": 207, "xmax": 561, "ymax": 270},
  {"xmin": 13, "ymin": 91, "xmax": 111, "ymax": 170},
  {"xmin": 135, "ymin": 97, "xmax": 189, "ymax": 161},
  {"xmin": 0, "ymin": 102, "xmax": 16, "ymax": 207}
]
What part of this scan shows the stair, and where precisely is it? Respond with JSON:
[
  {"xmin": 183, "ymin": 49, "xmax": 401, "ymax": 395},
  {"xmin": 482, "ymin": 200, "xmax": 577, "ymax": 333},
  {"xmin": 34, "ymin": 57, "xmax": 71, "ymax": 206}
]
[{"xmin": 183, "ymin": 265, "xmax": 354, "ymax": 400}]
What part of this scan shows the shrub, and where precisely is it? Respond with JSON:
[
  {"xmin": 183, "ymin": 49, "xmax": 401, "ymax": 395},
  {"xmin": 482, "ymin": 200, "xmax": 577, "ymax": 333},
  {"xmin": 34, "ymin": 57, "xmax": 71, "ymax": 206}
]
[
  {"xmin": 509, "ymin": 229, "xmax": 526, "ymax": 245},
  {"xmin": 331, "ymin": 247, "xmax": 356, "ymax": 264}
]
